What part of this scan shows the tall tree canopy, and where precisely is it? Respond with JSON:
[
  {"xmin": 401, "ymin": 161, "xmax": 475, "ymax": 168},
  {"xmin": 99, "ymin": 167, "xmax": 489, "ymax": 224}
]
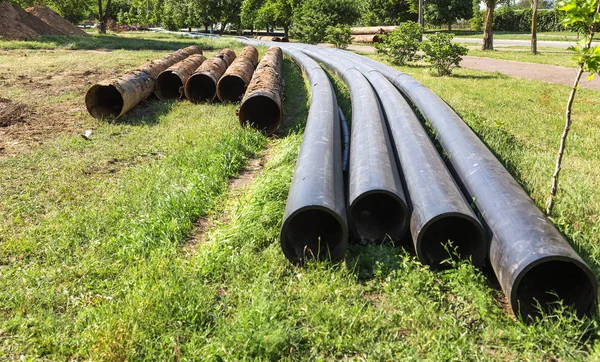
[
  {"xmin": 362, "ymin": 0, "xmax": 418, "ymax": 26},
  {"xmin": 425, "ymin": 0, "xmax": 473, "ymax": 30},
  {"xmin": 291, "ymin": 0, "xmax": 361, "ymax": 43}
]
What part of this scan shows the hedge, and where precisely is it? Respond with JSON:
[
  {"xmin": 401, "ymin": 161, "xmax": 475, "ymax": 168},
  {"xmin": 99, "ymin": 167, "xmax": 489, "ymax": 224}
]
[{"xmin": 472, "ymin": 8, "xmax": 566, "ymax": 32}]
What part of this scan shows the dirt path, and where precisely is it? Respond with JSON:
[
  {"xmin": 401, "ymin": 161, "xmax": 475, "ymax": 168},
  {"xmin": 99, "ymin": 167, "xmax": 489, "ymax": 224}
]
[{"xmin": 342, "ymin": 44, "xmax": 600, "ymax": 90}]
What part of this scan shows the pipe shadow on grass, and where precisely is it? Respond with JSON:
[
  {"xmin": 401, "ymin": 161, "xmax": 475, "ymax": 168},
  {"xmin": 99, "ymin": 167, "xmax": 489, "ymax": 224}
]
[{"xmin": 110, "ymin": 97, "xmax": 175, "ymax": 126}]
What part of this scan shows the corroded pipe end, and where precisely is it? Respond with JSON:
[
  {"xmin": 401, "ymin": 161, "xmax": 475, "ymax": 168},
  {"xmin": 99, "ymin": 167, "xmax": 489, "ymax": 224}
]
[
  {"xmin": 185, "ymin": 73, "xmax": 217, "ymax": 103},
  {"xmin": 238, "ymin": 91, "xmax": 282, "ymax": 135},
  {"xmin": 348, "ymin": 190, "xmax": 409, "ymax": 243},
  {"xmin": 415, "ymin": 213, "xmax": 487, "ymax": 269},
  {"xmin": 239, "ymin": 46, "xmax": 283, "ymax": 135},
  {"xmin": 155, "ymin": 70, "xmax": 184, "ymax": 100},
  {"xmin": 512, "ymin": 258, "xmax": 597, "ymax": 321},
  {"xmin": 85, "ymin": 83, "xmax": 124, "ymax": 119},
  {"xmin": 217, "ymin": 74, "xmax": 247, "ymax": 103},
  {"xmin": 280, "ymin": 206, "xmax": 348, "ymax": 265}
]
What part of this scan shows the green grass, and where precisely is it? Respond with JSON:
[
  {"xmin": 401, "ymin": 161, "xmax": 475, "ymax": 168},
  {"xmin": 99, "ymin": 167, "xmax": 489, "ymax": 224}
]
[
  {"xmin": 426, "ymin": 29, "xmax": 583, "ymax": 41},
  {"xmin": 467, "ymin": 48, "xmax": 579, "ymax": 67},
  {"xmin": 2, "ymin": 32, "xmax": 600, "ymax": 360},
  {"xmin": 0, "ymin": 31, "xmax": 238, "ymax": 51}
]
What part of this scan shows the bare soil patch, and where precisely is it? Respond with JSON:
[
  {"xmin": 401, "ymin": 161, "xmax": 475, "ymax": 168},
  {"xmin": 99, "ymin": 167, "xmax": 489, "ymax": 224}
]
[
  {"xmin": 0, "ymin": 3, "xmax": 62, "ymax": 40},
  {"xmin": 26, "ymin": 6, "xmax": 88, "ymax": 37},
  {"xmin": 0, "ymin": 98, "xmax": 28, "ymax": 128}
]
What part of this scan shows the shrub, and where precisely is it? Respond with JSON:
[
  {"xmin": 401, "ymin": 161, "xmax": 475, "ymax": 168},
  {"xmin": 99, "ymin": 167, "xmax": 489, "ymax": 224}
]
[
  {"xmin": 325, "ymin": 25, "xmax": 353, "ymax": 49},
  {"xmin": 291, "ymin": 0, "xmax": 361, "ymax": 44},
  {"xmin": 375, "ymin": 21, "xmax": 423, "ymax": 65},
  {"xmin": 420, "ymin": 32, "xmax": 468, "ymax": 76}
]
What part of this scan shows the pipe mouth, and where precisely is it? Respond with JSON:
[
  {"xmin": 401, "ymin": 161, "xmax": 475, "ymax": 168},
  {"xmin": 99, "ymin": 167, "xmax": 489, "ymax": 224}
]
[
  {"xmin": 155, "ymin": 71, "xmax": 183, "ymax": 100},
  {"xmin": 85, "ymin": 84, "xmax": 123, "ymax": 119},
  {"xmin": 513, "ymin": 258, "xmax": 597, "ymax": 320},
  {"xmin": 217, "ymin": 75, "xmax": 246, "ymax": 103},
  {"xmin": 238, "ymin": 94, "xmax": 281, "ymax": 135},
  {"xmin": 281, "ymin": 206, "xmax": 347, "ymax": 264},
  {"xmin": 185, "ymin": 73, "xmax": 216, "ymax": 103},
  {"xmin": 416, "ymin": 214, "xmax": 487, "ymax": 268},
  {"xmin": 349, "ymin": 191, "xmax": 408, "ymax": 243}
]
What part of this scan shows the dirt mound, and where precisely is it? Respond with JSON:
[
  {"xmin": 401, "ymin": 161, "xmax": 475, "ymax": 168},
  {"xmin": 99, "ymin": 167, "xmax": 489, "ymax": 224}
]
[
  {"xmin": 26, "ymin": 5, "xmax": 88, "ymax": 36},
  {"xmin": 0, "ymin": 98, "xmax": 28, "ymax": 128},
  {"xmin": 0, "ymin": 3, "xmax": 62, "ymax": 40}
]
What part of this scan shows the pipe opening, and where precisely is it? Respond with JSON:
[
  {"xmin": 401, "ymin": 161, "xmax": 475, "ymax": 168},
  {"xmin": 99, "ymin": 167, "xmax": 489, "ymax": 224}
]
[
  {"xmin": 239, "ymin": 95, "xmax": 281, "ymax": 135},
  {"xmin": 515, "ymin": 260, "xmax": 596, "ymax": 319},
  {"xmin": 418, "ymin": 215, "xmax": 486, "ymax": 268},
  {"xmin": 185, "ymin": 74, "xmax": 216, "ymax": 103},
  {"xmin": 350, "ymin": 192, "xmax": 407, "ymax": 242},
  {"xmin": 218, "ymin": 76, "xmax": 246, "ymax": 102},
  {"xmin": 282, "ymin": 209, "xmax": 345, "ymax": 264},
  {"xmin": 85, "ymin": 84, "xmax": 123, "ymax": 119},
  {"xmin": 155, "ymin": 71, "xmax": 183, "ymax": 100}
]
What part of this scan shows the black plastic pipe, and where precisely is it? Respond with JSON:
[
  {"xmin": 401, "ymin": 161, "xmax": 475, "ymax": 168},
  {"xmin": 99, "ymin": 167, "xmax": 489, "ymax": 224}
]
[
  {"xmin": 278, "ymin": 47, "xmax": 348, "ymax": 264},
  {"xmin": 314, "ymin": 47, "xmax": 487, "ymax": 268},
  {"xmin": 340, "ymin": 49, "xmax": 597, "ymax": 319},
  {"xmin": 290, "ymin": 46, "xmax": 409, "ymax": 243}
]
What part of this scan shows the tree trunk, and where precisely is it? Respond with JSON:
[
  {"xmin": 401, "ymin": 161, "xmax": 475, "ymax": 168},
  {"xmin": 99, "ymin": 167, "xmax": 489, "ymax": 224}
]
[
  {"xmin": 531, "ymin": 0, "xmax": 538, "ymax": 54},
  {"xmin": 97, "ymin": 0, "xmax": 106, "ymax": 34},
  {"xmin": 482, "ymin": 0, "xmax": 496, "ymax": 50},
  {"xmin": 283, "ymin": 25, "xmax": 289, "ymax": 38},
  {"xmin": 448, "ymin": 22, "xmax": 452, "ymax": 32}
]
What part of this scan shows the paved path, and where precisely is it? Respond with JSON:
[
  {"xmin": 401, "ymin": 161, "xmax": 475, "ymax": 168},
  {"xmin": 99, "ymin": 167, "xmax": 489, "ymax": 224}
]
[
  {"xmin": 460, "ymin": 56, "xmax": 600, "ymax": 90},
  {"xmin": 340, "ymin": 44, "xmax": 600, "ymax": 90}
]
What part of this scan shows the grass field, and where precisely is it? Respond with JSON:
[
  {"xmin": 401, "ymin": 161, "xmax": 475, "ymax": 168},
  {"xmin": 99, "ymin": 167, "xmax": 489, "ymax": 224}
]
[
  {"xmin": 427, "ymin": 29, "xmax": 583, "ymax": 42},
  {"xmin": 1, "ymin": 32, "xmax": 600, "ymax": 360},
  {"xmin": 466, "ymin": 47, "xmax": 579, "ymax": 67}
]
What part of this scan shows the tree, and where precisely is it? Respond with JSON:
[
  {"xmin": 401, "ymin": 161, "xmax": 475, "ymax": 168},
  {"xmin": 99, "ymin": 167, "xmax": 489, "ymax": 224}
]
[
  {"xmin": 362, "ymin": 0, "xmax": 418, "ymax": 26},
  {"xmin": 241, "ymin": 0, "xmax": 264, "ymax": 33},
  {"xmin": 97, "ymin": 0, "xmax": 112, "ymax": 33},
  {"xmin": 291, "ymin": 0, "xmax": 361, "ymax": 43},
  {"xmin": 531, "ymin": 0, "xmax": 538, "ymax": 53},
  {"xmin": 425, "ymin": 0, "xmax": 474, "ymax": 30},
  {"xmin": 481, "ymin": 0, "xmax": 496, "ymax": 49},
  {"xmin": 546, "ymin": 0, "xmax": 600, "ymax": 215}
]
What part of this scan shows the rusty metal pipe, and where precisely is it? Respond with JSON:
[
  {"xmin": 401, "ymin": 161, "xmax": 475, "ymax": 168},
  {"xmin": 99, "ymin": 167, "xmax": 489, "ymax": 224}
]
[
  {"xmin": 238, "ymin": 46, "xmax": 283, "ymax": 135},
  {"xmin": 155, "ymin": 54, "xmax": 207, "ymax": 100},
  {"xmin": 184, "ymin": 49, "xmax": 236, "ymax": 103},
  {"xmin": 217, "ymin": 46, "xmax": 259, "ymax": 103},
  {"xmin": 351, "ymin": 34, "xmax": 383, "ymax": 44},
  {"xmin": 85, "ymin": 45, "xmax": 202, "ymax": 119},
  {"xmin": 351, "ymin": 26, "xmax": 397, "ymax": 35}
]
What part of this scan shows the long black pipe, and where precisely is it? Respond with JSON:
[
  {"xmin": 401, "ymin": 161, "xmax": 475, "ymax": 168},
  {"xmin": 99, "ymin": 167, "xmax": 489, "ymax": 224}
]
[
  {"xmin": 277, "ymin": 47, "xmax": 348, "ymax": 264},
  {"xmin": 309, "ymin": 46, "xmax": 487, "ymax": 268},
  {"xmin": 293, "ymin": 47, "xmax": 409, "ymax": 243},
  {"xmin": 339, "ymin": 49, "xmax": 598, "ymax": 319}
]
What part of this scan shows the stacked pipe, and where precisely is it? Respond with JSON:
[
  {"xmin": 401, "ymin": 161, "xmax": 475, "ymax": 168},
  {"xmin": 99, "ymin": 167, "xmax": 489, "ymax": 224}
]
[
  {"xmin": 350, "ymin": 26, "xmax": 393, "ymax": 44},
  {"xmin": 155, "ymin": 54, "xmax": 207, "ymax": 100},
  {"xmin": 279, "ymin": 47, "xmax": 348, "ymax": 264},
  {"xmin": 217, "ymin": 46, "xmax": 259, "ymax": 103},
  {"xmin": 238, "ymin": 46, "xmax": 284, "ymax": 135},
  {"xmin": 85, "ymin": 45, "xmax": 202, "ymax": 119},
  {"xmin": 185, "ymin": 49, "xmax": 237, "ymax": 103},
  {"xmin": 239, "ymin": 38, "xmax": 598, "ymax": 321}
]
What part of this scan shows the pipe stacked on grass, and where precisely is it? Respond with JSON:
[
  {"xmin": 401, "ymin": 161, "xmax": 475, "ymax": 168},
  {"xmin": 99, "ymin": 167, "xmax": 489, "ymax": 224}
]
[
  {"xmin": 279, "ymin": 47, "xmax": 348, "ymax": 264},
  {"xmin": 155, "ymin": 54, "xmax": 207, "ymax": 100},
  {"xmin": 277, "ymin": 44, "xmax": 409, "ymax": 243},
  {"xmin": 238, "ymin": 46, "xmax": 284, "ymax": 135},
  {"xmin": 351, "ymin": 26, "xmax": 397, "ymax": 35},
  {"xmin": 217, "ymin": 46, "xmax": 259, "ymax": 103},
  {"xmin": 341, "ymin": 49, "xmax": 598, "ymax": 320},
  {"xmin": 85, "ymin": 45, "xmax": 202, "ymax": 119},
  {"xmin": 184, "ymin": 49, "xmax": 236, "ymax": 103}
]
